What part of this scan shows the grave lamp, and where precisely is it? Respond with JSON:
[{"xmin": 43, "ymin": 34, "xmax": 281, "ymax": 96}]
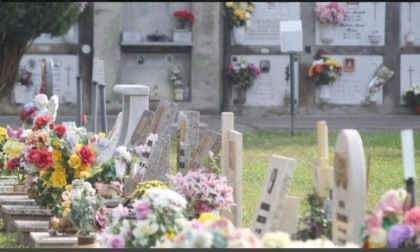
[{"xmin": 279, "ymin": 20, "xmax": 303, "ymax": 137}]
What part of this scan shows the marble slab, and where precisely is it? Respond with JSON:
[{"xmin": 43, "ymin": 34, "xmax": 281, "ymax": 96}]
[{"xmin": 14, "ymin": 220, "xmax": 49, "ymax": 247}]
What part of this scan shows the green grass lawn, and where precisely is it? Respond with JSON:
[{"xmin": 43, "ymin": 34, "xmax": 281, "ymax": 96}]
[{"xmin": 171, "ymin": 130, "xmax": 420, "ymax": 227}]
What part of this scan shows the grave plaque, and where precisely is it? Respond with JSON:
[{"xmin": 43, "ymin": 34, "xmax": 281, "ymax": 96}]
[
  {"xmin": 315, "ymin": 2, "xmax": 386, "ymax": 46},
  {"xmin": 316, "ymin": 55, "xmax": 383, "ymax": 105},
  {"xmin": 332, "ymin": 129, "xmax": 366, "ymax": 246},
  {"xmin": 187, "ymin": 130, "xmax": 222, "ymax": 170},
  {"xmin": 13, "ymin": 55, "xmax": 79, "ymax": 105},
  {"xmin": 230, "ymin": 2, "xmax": 300, "ymax": 46},
  {"xmin": 231, "ymin": 55, "xmax": 299, "ymax": 107},
  {"xmin": 400, "ymin": 2, "xmax": 420, "ymax": 47},
  {"xmin": 176, "ymin": 111, "xmax": 200, "ymax": 175},
  {"xmin": 250, "ymin": 155, "xmax": 297, "ymax": 236},
  {"xmin": 400, "ymin": 55, "xmax": 420, "ymax": 104},
  {"xmin": 92, "ymin": 57, "xmax": 105, "ymax": 85},
  {"xmin": 140, "ymin": 100, "xmax": 179, "ymax": 184},
  {"xmin": 129, "ymin": 110, "xmax": 155, "ymax": 148}
]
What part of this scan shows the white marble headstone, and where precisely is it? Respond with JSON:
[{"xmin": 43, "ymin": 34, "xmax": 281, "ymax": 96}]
[{"xmin": 332, "ymin": 129, "xmax": 366, "ymax": 246}]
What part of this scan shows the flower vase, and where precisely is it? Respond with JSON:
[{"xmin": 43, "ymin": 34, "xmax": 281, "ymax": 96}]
[
  {"xmin": 318, "ymin": 85, "xmax": 331, "ymax": 102},
  {"xmin": 232, "ymin": 26, "xmax": 246, "ymax": 45},
  {"xmin": 174, "ymin": 87, "xmax": 184, "ymax": 101},
  {"xmin": 234, "ymin": 87, "xmax": 247, "ymax": 105},
  {"xmin": 319, "ymin": 23, "xmax": 335, "ymax": 44},
  {"xmin": 415, "ymin": 105, "xmax": 420, "ymax": 115},
  {"xmin": 406, "ymin": 25, "xmax": 416, "ymax": 45},
  {"xmin": 173, "ymin": 28, "xmax": 192, "ymax": 43},
  {"xmin": 77, "ymin": 235, "xmax": 97, "ymax": 246}
]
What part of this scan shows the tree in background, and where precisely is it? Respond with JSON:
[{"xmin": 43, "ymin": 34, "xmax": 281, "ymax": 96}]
[{"xmin": 0, "ymin": 2, "xmax": 87, "ymax": 98}]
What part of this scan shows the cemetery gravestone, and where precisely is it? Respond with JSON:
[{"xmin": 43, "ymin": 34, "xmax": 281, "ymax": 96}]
[
  {"xmin": 128, "ymin": 110, "xmax": 155, "ymax": 148},
  {"xmin": 332, "ymin": 129, "xmax": 366, "ymax": 246},
  {"xmin": 400, "ymin": 55, "xmax": 420, "ymax": 104},
  {"xmin": 250, "ymin": 155, "xmax": 297, "ymax": 236},
  {"xmin": 140, "ymin": 100, "xmax": 179, "ymax": 184},
  {"xmin": 100, "ymin": 112, "xmax": 123, "ymax": 163},
  {"xmin": 220, "ymin": 112, "xmax": 243, "ymax": 227},
  {"xmin": 187, "ymin": 129, "xmax": 222, "ymax": 170},
  {"xmin": 176, "ymin": 111, "xmax": 200, "ymax": 175}
]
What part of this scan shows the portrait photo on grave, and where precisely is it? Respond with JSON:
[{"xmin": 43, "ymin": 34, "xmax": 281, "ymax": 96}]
[
  {"xmin": 343, "ymin": 58, "xmax": 355, "ymax": 72},
  {"xmin": 260, "ymin": 60, "xmax": 271, "ymax": 74},
  {"xmin": 346, "ymin": 2, "xmax": 359, "ymax": 9},
  {"xmin": 334, "ymin": 152, "xmax": 348, "ymax": 189}
]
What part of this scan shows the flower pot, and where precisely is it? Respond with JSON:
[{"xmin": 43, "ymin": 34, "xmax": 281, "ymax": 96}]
[
  {"xmin": 232, "ymin": 26, "xmax": 246, "ymax": 45},
  {"xmin": 174, "ymin": 88, "xmax": 184, "ymax": 101},
  {"xmin": 318, "ymin": 85, "xmax": 331, "ymax": 102},
  {"xmin": 13, "ymin": 184, "xmax": 26, "ymax": 193},
  {"xmin": 77, "ymin": 235, "xmax": 97, "ymax": 246},
  {"xmin": 415, "ymin": 105, "xmax": 420, "ymax": 115},
  {"xmin": 319, "ymin": 23, "xmax": 335, "ymax": 44},
  {"xmin": 234, "ymin": 87, "xmax": 247, "ymax": 105},
  {"xmin": 173, "ymin": 28, "xmax": 192, "ymax": 43},
  {"xmin": 406, "ymin": 26, "xmax": 416, "ymax": 45}
]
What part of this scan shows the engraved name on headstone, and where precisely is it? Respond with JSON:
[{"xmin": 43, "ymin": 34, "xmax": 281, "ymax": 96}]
[
  {"xmin": 332, "ymin": 129, "xmax": 366, "ymax": 246},
  {"xmin": 250, "ymin": 155, "xmax": 297, "ymax": 236}
]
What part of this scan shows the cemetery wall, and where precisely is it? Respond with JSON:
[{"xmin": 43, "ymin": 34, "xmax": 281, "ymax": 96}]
[{"xmin": 0, "ymin": 2, "xmax": 419, "ymax": 116}]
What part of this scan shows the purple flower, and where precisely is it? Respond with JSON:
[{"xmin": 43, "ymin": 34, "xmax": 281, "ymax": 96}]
[
  {"xmin": 386, "ymin": 224, "xmax": 414, "ymax": 248},
  {"xmin": 133, "ymin": 200, "xmax": 151, "ymax": 220},
  {"xmin": 112, "ymin": 204, "xmax": 129, "ymax": 220},
  {"xmin": 107, "ymin": 234, "xmax": 125, "ymax": 248},
  {"xmin": 190, "ymin": 219, "xmax": 203, "ymax": 230}
]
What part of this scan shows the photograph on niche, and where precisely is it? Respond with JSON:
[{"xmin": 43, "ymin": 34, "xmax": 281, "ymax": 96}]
[
  {"xmin": 346, "ymin": 2, "xmax": 359, "ymax": 8},
  {"xmin": 343, "ymin": 58, "xmax": 355, "ymax": 72},
  {"xmin": 260, "ymin": 60, "xmax": 270, "ymax": 74}
]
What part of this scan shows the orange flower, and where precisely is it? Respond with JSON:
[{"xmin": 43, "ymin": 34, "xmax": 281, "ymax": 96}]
[
  {"xmin": 314, "ymin": 64, "xmax": 324, "ymax": 73},
  {"xmin": 308, "ymin": 66, "xmax": 314, "ymax": 77}
]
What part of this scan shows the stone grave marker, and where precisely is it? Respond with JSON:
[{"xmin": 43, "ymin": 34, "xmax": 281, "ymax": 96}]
[
  {"xmin": 139, "ymin": 100, "xmax": 179, "ymax": 184},
  {"xmin": 332, "ymin": 129, "xmax": 366, "ymax": 246},
  {"xmin": 250, "ymin": 154, "xmax": 297, "ymax": 236},
  {"xmin": 14, "ymin": 220, "xmax": 49, "ymax": 247},
  {"xmin": 99, "ymin": 112, "xmax": 123, "ymax": 163},
  {"xmin": 187, "ymin": 129, "xmax": 222, "ymax": 170},
  {"xmin": 30, "ymin": 232, "xmax": 79, "ymax": 248},
  {"xmin": 220, "ymin": 112, "xmax": 243, "ymax": 227},
  {"xmin": 128, "ymin": 110, "xmax": 155, "ymax": 148},
  {"xmin": 176, "ymin": 111, "xmax": 200, "ymax": 175}
]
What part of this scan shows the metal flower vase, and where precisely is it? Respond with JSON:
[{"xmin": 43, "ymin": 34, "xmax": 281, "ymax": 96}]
[
  {"xmin": 232, "ymin": 26, "xmax": 246, "ymax": 45},
  {"xmin": 318, "ymin": 84, "xmax": 331, "ymax": 102},
  {"xmin": 319, "ymin": 23, "xmax": 336, "ymax": 44}
]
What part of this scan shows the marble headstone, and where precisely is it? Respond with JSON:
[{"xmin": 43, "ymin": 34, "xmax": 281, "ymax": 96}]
[{"xmin": 176, "ymin": 111, "xmax": 200, "ymax": 175}]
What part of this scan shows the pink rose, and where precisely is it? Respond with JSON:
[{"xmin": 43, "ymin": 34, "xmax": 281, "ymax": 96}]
[
  {"xmin": 362, "ymin": 210, "xmax": 383, "ymax": 237},
  {"xmin": 377, "ymin": 190, "xmax": 403, "ymax": 214},
  {"xmin": 404, "ymin": 207, "xmax": 420, "ymax": 233}
]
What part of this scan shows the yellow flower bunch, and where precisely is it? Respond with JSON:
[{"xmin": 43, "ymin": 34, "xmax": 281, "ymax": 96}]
[
  {"xmin": 131, "ymin": 180, "xmax": 168, "ymax": 199},
  {"xmin": 2, "ymin": 140, "xmax": 25, "ymax": 159},
  {"xmin": 225, "ymin": 2, "xmax": 255, "ymax": 29},
  {"xmin": 198, "ymin": 212, "xmax": 221, "ymax": 224},
  {"xmin": 0, "ymin": 127, "xmax": 7, "ymax": 143}
]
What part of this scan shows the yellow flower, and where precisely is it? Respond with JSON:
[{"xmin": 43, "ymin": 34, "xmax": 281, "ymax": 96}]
[
  {"xmin": 80, "ymin": 171, "xmax": 90, "ymax": 180},
  {"xmin": 75, "ymin": 144, "xmax": 83, "ymax": 150},
  {"xmin": 53, "ymin": 165, "xmax": 66, "ymax": 174},
  {"xmin": 39, "ymin": 169, "xmax": 51, "ymax": 186},
  {"xmin": 247, "ymin": 5, "xmax": 254, "ymax": 13},
  {"xmin": 3, "ymin": 140, "xmax": 25, "ymax": 159},
  {"xmin": 50, "ymin": 170, "xmax": 67, "ymax": 188},
  {"xmin": 0, "ymin": 127, "xmax": 7, "ymax": 143},
  {"xmin": 166, "ymin": 232, "xmax": 175, "ymax": 241},
  {"xmin": 74, "ymin": 164, "xmax": 92, "ymax": 179},
  {"xmin": 234, "ymin": 9, "xmax": 245, "ymax": 20},
  {"xmin": 325, "ymin": 59, "xmax": 339, "ymax": 67},
  {"xmin": 62, "ymin": 201, "xmax": 71, "ymax": 208},
  {"xmin": 65, "ymin": 185, "xmax": 73, "ymax": 191},
  {"xmin": 99, "ymin": 132, "xmax": 106, "ymax": 138},
  {"xmin": 53, "ymin": 139, "xmax": 61, "ymax": 148},
  {"xmin": 62, "ymin": 208, "xmax": 71, "ymax": 217},
  {"xmin": 68, "ymin": 154, "xmax": 81, "ymax": 169},
  {"xmin": 198, "ymin": 212, "xmax": 219, "ymax": 224},
  {"xmin": 225, "ymin": 2, "xmax": 233, "ymax": 8},
  {"xmin": 52, "ymin": 149, "xmax": 62, "ymax": 162}
]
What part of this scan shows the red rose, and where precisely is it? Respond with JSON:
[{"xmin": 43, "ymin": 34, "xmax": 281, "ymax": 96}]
[
  {"xmin": 80, "ymin": 114, "xmax": 87, "ymax": 125},
  {"xmin": 90, "ymin": 136, "xmax": 96, "ymax": 143},
  {"xmin": 49, "ymin": 123, "xmax": 55, "ymax": 130},
  {"xmin": 77, "ymin": 145, "xmax": 95, "ymax": 165},
  {"xmin": 54, "ymin": 124, "xmax": 67, "ymax": 137},
  {"xmin": 27, "ymin": 149, "xmax": 54, "ymax": 169},
  {"xmin": 32, "ymin": 115, "xmax": 51, "ymax": 131},
  {"xmin": 7, "ymin": 157, "xmax": 21, "ymax": 171}
]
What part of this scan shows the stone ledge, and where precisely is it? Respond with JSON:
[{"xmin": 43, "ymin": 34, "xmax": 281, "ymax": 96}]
[{"xmin": 113, "ymin": 84, "xmax": 149, "ymax": 96}]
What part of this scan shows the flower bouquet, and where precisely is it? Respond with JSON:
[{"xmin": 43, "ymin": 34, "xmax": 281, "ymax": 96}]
[
  {"xmin": 0, "ymin": 127, "xmax": 8, "ymax": 172},
  {"xmin": 314, "ymin": 2, "xmax": 347, "ymax": 25},
  {"xmin": 19, "ymin": 103, "xmax": 38, "ymax": 129},
  {"xmin": 99, "ymin": 188, "xmax": 187, "ymax": 248},
  {"xmin": 224, "ymin": 2, "xmax": 255, "ymax": 30},
  {"xmin": 226, "ymin": 59, "xmax": 261, "ymax": 89},
  {"xmin": 362, "ymin": 64, "xmax": 394, "ymax": 104},
  {"xmin": 2, "ymin": 126, "xmax": 26, "ymax": 183},
  {"xmin": 167, "ymin": 168, "xmax": 235, "ymax": 219},
  {"xmin": 403, "ymin": 84, "xmax": 420, "ymax": 107},
  {"xmin": 307, "ymin": 49, "xmax": 342, "ymax": 87},
  {"xmin": 361, "ymin": 188, "xmax": 420, "ymax": 248},
  {"xmin": 169, "ymin": 65, "xmax": 183, "ymax": 88},
  {"xmin": 173, "ymin": 10, "xmax": 194, "ymax": 30}
]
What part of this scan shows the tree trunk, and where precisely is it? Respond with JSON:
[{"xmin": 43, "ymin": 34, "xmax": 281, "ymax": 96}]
[{"xmin": 0, "ymin": 35, "xmax": 28, "ymax": 99}]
